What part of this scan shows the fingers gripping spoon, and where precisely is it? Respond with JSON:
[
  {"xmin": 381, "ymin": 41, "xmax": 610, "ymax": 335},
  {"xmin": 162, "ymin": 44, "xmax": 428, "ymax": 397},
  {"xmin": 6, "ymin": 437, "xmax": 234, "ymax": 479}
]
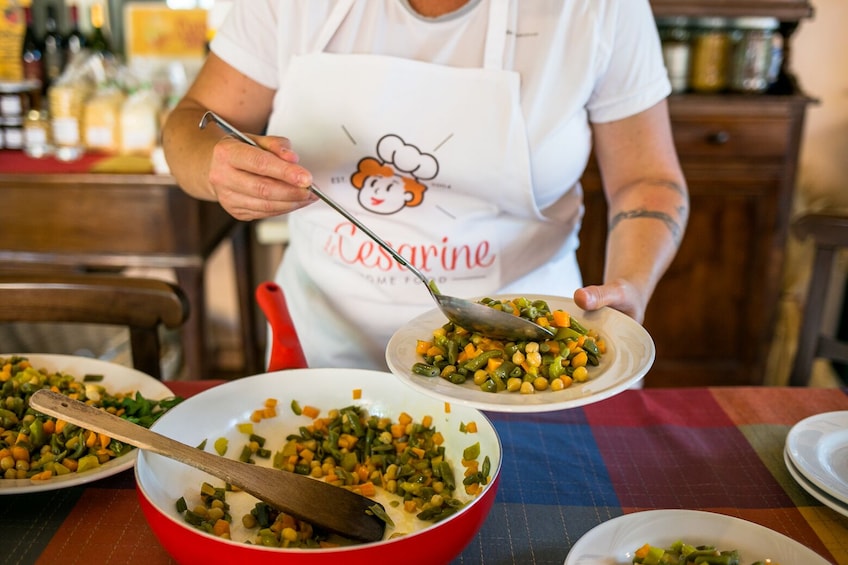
[{"xmin": 199, "ymin": 110, "xmax": 555, "ymax": 341}]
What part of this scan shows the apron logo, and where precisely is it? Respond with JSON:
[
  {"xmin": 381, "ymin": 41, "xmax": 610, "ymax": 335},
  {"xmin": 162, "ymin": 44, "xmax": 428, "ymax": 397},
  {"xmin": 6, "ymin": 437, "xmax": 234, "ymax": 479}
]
[{"xmin": 350, "ymin": 134, "xmax": 439, "ymax": 215}]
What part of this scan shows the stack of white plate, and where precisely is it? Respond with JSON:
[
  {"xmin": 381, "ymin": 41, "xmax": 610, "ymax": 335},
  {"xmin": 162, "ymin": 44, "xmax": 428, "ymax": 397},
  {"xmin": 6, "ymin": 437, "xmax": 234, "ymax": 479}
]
[{"xmin": 785, "ymin": 410, "xmax": 848, "ymax": 518}]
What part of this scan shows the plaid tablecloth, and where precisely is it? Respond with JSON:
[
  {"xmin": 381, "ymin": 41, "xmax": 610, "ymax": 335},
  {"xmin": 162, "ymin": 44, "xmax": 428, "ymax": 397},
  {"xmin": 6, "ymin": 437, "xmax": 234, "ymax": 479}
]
[{"xmin": 3, "ymin": 384, "xmax": 847, "ymax": 565}]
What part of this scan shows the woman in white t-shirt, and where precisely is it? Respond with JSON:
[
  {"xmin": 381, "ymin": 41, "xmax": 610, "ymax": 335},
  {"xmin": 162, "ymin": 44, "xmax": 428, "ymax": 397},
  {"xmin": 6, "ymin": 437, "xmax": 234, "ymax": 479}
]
[{"xmin": 162, "ymin": 0, "xmax": 689, "ymax": 370}]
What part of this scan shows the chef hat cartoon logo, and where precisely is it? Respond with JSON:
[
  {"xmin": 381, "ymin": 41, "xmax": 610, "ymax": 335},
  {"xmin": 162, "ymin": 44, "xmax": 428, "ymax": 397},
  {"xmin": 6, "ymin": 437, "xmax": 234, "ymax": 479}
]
[{"xmin": 351, "ymin": 134, "xmax": 439, "ymax": 215}]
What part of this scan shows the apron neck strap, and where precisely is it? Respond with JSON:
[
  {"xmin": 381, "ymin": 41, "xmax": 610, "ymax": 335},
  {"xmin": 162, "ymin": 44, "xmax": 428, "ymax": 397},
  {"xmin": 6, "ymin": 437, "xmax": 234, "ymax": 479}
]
[
  {"xmin": 483, "ymin": 0, "xmax": 509, "ymax": 70},
  {"xmin": 314, "ymin": 0, "xmax": 510, "ymax": 70}
]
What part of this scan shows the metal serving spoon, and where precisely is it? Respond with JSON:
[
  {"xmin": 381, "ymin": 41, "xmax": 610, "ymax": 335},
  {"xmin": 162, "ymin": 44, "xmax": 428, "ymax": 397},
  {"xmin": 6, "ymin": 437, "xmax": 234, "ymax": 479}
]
[
  {"xmin": 29, "ymin": 389, "xmax": 386, "ymax": 543},
  {"xmin": 199, "ymin": 110, "xmax": 554, "ymax": 341}
]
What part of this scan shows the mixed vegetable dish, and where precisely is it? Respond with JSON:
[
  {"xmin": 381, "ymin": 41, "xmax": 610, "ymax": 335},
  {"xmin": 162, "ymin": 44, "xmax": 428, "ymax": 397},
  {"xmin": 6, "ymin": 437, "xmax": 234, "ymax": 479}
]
[
  {"xmin": 633, "ymin": 540, "xmax": 781, "ymax": 565},
  {"xmin": 176, "ymin": 397, "xmax": 491, "ymax": 548},
  {"xmin": 412, "ymin": 297, "xmax": 606, "ymax": 393},
  {"xmin": 0, "ymin": 355, "xmax": 181, "ymax": 482}
]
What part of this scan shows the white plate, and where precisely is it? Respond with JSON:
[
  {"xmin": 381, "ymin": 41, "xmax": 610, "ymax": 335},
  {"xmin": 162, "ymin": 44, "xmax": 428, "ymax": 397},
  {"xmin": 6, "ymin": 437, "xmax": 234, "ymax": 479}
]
[
  {"xmin": 784, "ymin": 446, "xmax": 848, "ymax": 519},
  {"xmin": 385, "ymin": 295, "xmax": 655, "ymax": 413},
  {"xmin": 785, "ymin": 410, "xmax": 848, "ymax": 505},
  {"xmin": 0, "ymin": 353, "xmax": 173, "ymax": 494},
  {"xmin": 564, "ymin": 509, "xmax": 830, "ymax": 565}
]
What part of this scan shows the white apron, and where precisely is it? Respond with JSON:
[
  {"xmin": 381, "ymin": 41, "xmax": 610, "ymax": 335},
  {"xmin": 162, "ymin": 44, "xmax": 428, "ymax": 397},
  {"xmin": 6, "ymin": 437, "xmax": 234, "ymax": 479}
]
[{"xmin": 270, "ymin": 0, "xmax": 584, "ymax": 369}]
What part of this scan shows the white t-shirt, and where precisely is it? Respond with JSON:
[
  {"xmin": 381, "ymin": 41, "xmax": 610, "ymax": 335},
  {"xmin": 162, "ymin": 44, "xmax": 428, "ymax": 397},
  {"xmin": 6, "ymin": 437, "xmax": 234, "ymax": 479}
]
[
  {"xmin": 211, "ymin": 0, "xmax": 671, "ymax": 370},
  {"xmin": 212, "ymin": 0, "xmax": 670, "ymax": 211}
]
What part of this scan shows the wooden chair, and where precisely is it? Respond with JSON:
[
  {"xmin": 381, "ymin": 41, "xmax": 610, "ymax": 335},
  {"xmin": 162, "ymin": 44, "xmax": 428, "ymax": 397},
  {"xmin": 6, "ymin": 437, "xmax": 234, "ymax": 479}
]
[
  {"xmin": 789, "ymin": 213, "xmax": 848, "ymax": 386},
  {"xmin": 0, "ymin": 273, "xmax": 189, "ymax": 380}
]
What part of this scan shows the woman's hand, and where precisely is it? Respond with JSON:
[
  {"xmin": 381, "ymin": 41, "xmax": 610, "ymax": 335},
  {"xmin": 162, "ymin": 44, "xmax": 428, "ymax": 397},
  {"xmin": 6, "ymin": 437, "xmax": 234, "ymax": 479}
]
[
  {"xmin": 206, "ymin": 133, "xmax": 317, "ymax": 221},
  {"xmin": 573, "ymin": 280, "xmax": 647, "ymax": 324}
]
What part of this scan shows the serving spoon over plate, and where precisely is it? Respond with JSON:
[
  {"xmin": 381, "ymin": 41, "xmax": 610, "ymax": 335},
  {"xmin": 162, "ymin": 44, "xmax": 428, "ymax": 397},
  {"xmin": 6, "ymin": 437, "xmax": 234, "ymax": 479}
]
[
  {"xmin": 199, "ymin": 110, "xmax": 554, "ymax": 342},
  {"xmin": 29, "ymin": 388, "xmax": 387, "ymax": 543}
]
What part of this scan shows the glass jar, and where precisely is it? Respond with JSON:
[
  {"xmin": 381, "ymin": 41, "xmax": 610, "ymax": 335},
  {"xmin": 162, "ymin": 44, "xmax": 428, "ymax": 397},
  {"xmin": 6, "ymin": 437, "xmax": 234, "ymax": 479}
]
[
  {"xmin": 657, "ymin": 17, "xmax": 692, "ymax": 93},
  {"xmin": 730, "ymin": 17, "xmax": 780, "ymax": 93},
  {"xmin": 689, "ymin": 17, "xmax": 731, "ymax": 93},
  {"xmin": 48, "ymin": 81, "xmax": 90, "ymax": 161},
  {"xmin": 23, "ymin": 108, "xmax": 52, "ymax": 158}
]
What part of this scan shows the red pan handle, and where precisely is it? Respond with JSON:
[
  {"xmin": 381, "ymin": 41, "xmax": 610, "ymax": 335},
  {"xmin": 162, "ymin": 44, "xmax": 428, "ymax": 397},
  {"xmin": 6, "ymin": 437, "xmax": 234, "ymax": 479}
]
[{"xmin": 255, "ymin": 281, "xmax": 308, "ymax": 371}]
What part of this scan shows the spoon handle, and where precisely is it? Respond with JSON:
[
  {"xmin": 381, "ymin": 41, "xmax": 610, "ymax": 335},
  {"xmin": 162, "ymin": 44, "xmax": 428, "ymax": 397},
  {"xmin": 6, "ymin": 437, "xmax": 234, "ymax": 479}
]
[
  {"xmin": 29, "ymin": 389, "xmax": 242, "ymax": 481},
  {"xmin": 198, "ymin": 110, "xmax": 432, "ymax": 288}
]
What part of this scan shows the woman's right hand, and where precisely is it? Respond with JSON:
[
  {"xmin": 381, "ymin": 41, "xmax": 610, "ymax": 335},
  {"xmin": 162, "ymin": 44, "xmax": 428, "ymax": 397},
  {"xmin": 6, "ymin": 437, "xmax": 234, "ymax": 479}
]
[{"xmin": 206, "ymin": 133, "xmax": 318, "ymax": 222}]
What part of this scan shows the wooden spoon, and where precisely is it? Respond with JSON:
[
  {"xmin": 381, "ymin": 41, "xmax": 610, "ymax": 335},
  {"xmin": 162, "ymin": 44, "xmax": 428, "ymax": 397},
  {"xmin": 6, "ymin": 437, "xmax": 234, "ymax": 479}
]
[{"xmin": 29, "ymin": 388, "xmax": 387, "ymax": 543}]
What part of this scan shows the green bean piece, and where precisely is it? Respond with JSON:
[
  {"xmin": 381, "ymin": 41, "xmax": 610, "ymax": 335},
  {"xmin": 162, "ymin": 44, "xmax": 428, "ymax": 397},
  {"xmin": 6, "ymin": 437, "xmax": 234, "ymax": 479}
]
[
  {"xmin": 447, "ymin": 339, "xmax": 459, "ymax": 365},
  {"xmin": 569, "ymin": 317, "xmax": 589, "ymax": 335},
  {"xmin": 463, "ymin": 441, "xmax": 481, "ymax": 461},
  {"xmin": 290, "ymin": 399, "xmax": 302, "ymax": 415},
  {"xmin": 412, "ymin": 363, "xmax": 441, "ymax": 378},
  {"xmin": 461, "ymin": 350, "xmax": 502, "ymax": 372}
]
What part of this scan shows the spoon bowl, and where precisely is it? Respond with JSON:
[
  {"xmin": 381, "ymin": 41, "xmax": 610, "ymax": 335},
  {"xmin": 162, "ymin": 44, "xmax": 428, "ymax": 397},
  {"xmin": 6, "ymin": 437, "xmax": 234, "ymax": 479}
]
[{"xmin": 199, "ymin": 111, "xmax": 554, "ymax": 342}]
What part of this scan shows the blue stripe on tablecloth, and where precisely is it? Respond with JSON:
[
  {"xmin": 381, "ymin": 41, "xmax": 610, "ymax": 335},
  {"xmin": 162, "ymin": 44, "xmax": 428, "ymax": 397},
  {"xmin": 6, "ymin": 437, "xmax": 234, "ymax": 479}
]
[
  {"xmin": 0, "ymin": 486, "xmax": 84, "ymax": 565},
  {"xmin": 454, "ymin": 503, "xmax": 622, "ymax": 564},
  {"xmin": 488, "ymin": 412, "xmax": 620, "ymax": 508}
]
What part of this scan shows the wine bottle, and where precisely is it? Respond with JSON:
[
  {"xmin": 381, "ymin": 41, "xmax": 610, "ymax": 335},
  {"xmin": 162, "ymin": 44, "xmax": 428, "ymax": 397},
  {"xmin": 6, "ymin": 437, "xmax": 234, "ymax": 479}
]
[
  {"xmin": 88, "ymin": 3, "xmax": 113, "ymax": 56},
  {"xmin": 65, "ymin": 5, "xmax": 86, "ymax": 66},
  {"xmin": 42, "ymin": 4, "xmax": 65, "ymax": 89},
  {"xmin": 21, "ymin": 6, "xmax": 44, "ymax": 85}
]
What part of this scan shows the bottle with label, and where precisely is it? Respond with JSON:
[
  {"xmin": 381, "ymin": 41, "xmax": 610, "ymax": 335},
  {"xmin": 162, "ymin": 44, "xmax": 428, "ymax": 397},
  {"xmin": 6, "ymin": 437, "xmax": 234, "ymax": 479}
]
[
  {"xmin": 0, "ymin": 0, "xmax": 25, "ymax": 81},
  {"xmin": 65, "ymin": 4, "xmax": 87, "ymax": 67},
  {"xmin": 42, "ymin": 4, "xmax": 65, "ymax": 91},
  {"xmin": 21, "ymin": 5, "xmax": 43, "ymax": 86},
  {"xmin": 88, "ymin": 3, "xmax": 113, "ymax": 57}
]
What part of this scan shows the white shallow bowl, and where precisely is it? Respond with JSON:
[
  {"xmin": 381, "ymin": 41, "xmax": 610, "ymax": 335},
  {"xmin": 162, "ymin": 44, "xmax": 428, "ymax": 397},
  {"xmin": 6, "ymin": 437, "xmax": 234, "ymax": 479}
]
[
  {"xmin": 0, "ymin": 353, "xmax": 173, "ymax": 494},
  {"xmin": 564, "ymin": 509, "xmax": 830, "ymax": 565},
  {"xmin": 135, "ymin": 368, "xmax": 502, "ymax": 565},
  {"xmin": 387, "ymin": 295, "xmax": 655, "ymax": 412}
]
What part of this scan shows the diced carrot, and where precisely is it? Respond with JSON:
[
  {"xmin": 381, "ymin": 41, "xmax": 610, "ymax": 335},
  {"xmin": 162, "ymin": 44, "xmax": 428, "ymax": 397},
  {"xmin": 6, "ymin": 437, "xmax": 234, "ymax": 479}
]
[
  {"xmin": 302, "ymin": 405, "xmax": 320, "ymax": 419},
  {"xmin": 444, "ymin": 402, "xmax": 451, "ymax": 413},
  {"xmin": 552, "ymin": 309, "xmax": 570, "ymax": 328},
  {"xmin": 30, "ymin": 470, "xmax": 53, "ymax": 481},
  {"xmin": 264, "ymin": 398, "xmax": 278, "ymax": 408},
  {"xmin": 356, "ymin": 482, "xmax": 377, "ymax": 497},
  {"xmin": 99, "ymin": 433, "xmax": 110, "ymax": 449},
  {"xmin": 42, "ymin": 420, "xmax": 55, "ymax": 435},
  {"xmin": 55, "ymin": 419, "xmax": 67, "ymax": 434},
  {"xmin": 416, "ymin": 340, "xmax": 433, "ymax": 355},
  {"xmin": 390, "ymin": 423, "xmax": 405, "ymax": 438},
  {"xmin": 465, "ymin": 421, "xmax": 478, "ymax": 433},
  {"xmin": 212, "ymin": 519, "xmax": 230, "ymax": 537},
  {"xmin": 421, "ymin": 415, "xmax": 433, "ymax": 428},
  {"xmin": 262, "ymin": 407, "xmax": 277, "ymax": 419},
  {"xmin": 411, "ymin": 447, "xmax": 426, "ymax": 459},
  {"xmin": 432, "ymin": 431, "xmax": 444, "ymax": 445},
  {"xmin": 352, "ymin": 388, "xmax": 362, "ymax": 400},
  {"xmin": 10, "ymin": 445, "xmax": 29, "ymax": 462},
  {"xmin": 61, "ymin": 458, "xmax": 78, "ymax": 472},
  {"xmin": 398, "ymin": 412, "xmax": 413, "ymax": 426},
  {"xmin": 250, "ymin": 410, "xmax": 263, "ymax": 423},
  {"xmin": 634, "ymin": 544, "xmax": 651, "ymax": 559},
  {"xmin": 85, "ymin": 430, "xmax": 97, "ymax": 448},
  {"xmin": 486, "ymin": 357, "xmax": 503, "ymax": 372},
  {"xmin": 403, "ymin": 500, "xmax": 418, "ymax": 513}
]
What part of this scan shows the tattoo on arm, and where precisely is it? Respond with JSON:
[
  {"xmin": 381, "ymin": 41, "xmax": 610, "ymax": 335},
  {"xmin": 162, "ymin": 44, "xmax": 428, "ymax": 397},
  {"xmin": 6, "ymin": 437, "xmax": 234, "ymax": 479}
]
[{"xmin": 609, "ymin": 208, "xmax": 683, "ymax": 242}]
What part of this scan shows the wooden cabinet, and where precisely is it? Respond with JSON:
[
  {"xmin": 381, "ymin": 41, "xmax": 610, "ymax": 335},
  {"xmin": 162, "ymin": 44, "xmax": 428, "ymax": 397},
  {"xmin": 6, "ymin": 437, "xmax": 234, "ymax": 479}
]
[{"xmin": 577, "ymin": 0, "xmax": 814, "ymax": 386}]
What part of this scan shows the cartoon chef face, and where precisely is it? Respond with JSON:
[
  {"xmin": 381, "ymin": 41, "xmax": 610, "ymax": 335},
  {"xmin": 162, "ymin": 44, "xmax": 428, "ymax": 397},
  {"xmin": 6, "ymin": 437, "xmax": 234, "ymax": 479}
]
[{"xmin": 350, "ymin": 134, "xmax": 438, "ymax": 216}]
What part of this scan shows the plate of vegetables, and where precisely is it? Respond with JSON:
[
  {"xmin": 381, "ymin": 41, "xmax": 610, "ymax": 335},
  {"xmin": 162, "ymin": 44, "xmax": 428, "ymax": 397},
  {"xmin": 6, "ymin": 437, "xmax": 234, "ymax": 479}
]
[
  {"xmin": 385, "ymin": 295, "xmax": 654, "ymax": 413},
  {"xmin": 563, "ymin": 509, "xmax": 830, "ymax": 565},
  {"xmin": 0, "ymin": 353, "xmax": 178, "ymax": 494}
]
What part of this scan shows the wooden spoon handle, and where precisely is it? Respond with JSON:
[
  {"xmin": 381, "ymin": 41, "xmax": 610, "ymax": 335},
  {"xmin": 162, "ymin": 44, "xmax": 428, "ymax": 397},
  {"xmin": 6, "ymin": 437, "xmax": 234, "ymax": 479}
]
[{"xmin": 29, "ymin": 389, "xmax": 238, "ymax": 481}]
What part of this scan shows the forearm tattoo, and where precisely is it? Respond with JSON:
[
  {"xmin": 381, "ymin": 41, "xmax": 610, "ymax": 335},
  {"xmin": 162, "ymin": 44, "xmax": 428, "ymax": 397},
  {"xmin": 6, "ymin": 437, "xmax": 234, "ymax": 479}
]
[
  {"xmin": 608, "ymin": 180, "xmax": 688, "ymax": 244},
  {"xmin": 609, "ymin": 208, "xmax": 682, "ymax": 242}
]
